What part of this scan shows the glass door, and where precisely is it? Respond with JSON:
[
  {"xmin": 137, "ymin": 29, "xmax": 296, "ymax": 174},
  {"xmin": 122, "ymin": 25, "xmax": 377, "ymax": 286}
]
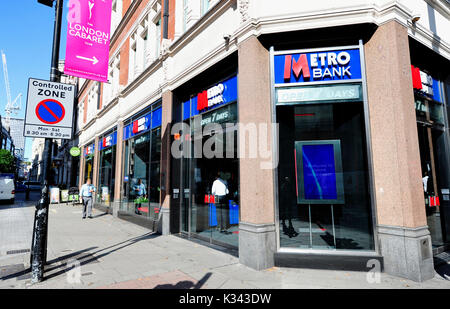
[
  {"xmin": 186, "ymin": 115, "xmax": 240, "ymax": 247},
  {"xmin": 97, "ymin": 147, "xmax": 115, "ymax": 208}
]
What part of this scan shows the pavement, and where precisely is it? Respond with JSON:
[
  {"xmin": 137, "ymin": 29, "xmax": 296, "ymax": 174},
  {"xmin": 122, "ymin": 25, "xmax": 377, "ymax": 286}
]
[{"xmin": 0, "ymin": 193, "xmax": 449, "ymax": 289}]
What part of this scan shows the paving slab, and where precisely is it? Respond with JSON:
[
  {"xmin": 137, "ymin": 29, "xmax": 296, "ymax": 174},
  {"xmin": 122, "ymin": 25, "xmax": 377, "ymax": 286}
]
[{"xmin": 0, "ymin": 202, "xmax": 449, "ymax": 289}]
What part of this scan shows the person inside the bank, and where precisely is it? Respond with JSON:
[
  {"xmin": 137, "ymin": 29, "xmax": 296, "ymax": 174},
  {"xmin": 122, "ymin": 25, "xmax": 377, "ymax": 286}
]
[
  {"xmin": 212, "ymin": 172, "xmax": 230, "ymax": 234},
  {"xmin": 134, "ymin": 178, "xmax": 147, "ymax": 215},
  {"xmin": 80, "ymin": 178, "xmax": 96, "ymax": 219}
]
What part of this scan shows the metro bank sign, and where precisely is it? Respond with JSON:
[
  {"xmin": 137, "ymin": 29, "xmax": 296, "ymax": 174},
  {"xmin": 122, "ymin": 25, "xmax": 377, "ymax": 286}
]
[{"xmin": 274, "ymin": 48, "xmax": 362, "ymax": 84}]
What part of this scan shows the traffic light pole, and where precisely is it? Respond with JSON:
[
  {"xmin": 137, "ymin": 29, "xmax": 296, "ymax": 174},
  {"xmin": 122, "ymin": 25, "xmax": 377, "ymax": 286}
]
[{"xmin": 31, "ymin": 0, "xmax": 63, "ymax": 283}]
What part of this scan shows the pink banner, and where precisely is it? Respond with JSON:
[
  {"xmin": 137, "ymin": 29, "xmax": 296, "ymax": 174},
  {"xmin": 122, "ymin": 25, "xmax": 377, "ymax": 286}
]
[{"xmin": 64, "ymin": 0, "xmax": 112, "ymax": 82}]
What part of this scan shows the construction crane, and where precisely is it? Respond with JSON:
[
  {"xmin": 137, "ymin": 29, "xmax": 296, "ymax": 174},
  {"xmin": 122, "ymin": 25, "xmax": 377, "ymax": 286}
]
[{"xmin": 1, "ymin": 50, "xmax": 22, "ymax": 129}]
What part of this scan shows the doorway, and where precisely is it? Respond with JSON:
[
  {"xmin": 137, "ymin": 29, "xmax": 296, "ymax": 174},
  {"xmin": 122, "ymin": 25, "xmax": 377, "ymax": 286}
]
[{"xmin": 175, "ymin": 104, "xmax": 240, "ymax": 249}]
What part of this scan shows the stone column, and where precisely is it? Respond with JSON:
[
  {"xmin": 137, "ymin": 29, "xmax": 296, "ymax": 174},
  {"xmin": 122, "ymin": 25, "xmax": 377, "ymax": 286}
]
[
  {"xmin": 113, "ymin": 120, "xmax": 124, "ymax": 217},
  {"xmin": 364, "ymin": 20, "xmax": 434, "ymax": 282},
  {"xmin": 78, "ymin": 146, "xmax": 85, "ymax": 189},
  {"xmin": 237, "ymin": 35, "xmax": 276, "ymax": 270},
  {"xmin": 92, "ymin": 136, "xmax": 100, "ymax": 194},
  {"xmin": 158, "ymin": 90, "xmax": 173, "ymax": 235}
]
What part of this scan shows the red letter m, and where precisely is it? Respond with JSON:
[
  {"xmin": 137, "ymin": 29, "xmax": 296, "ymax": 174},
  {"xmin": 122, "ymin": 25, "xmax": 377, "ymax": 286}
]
[{"xmin": 284, "ymin": 54, "xmax": 311, "ymax": 80}]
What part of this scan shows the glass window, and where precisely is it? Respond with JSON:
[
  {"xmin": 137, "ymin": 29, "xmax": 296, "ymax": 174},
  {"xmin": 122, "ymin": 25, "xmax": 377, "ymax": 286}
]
[
  {"xmin": 201, "ymin": 0, "xmax": 210, "ymax": 15},
  {"xmin": 150, "ymin": 127, "xmax": 161, "ymax": 204},
  {"xmin": 277, "ymin": 101, "xmax": 374, "ymax": 250},
  {"xmin": 155, "ymin": 18, "xmax": 161, "ymax": 58},
  {"xmin": 97, "ymin": 146, "xmax": 116, "ymax": 206},
  {"xmin": 121, "ymin": 113, "xmax": 162, "ymax": 220},
  {"xmin": 84, "ymin": 156, "xmax": 94, "ymax": 183}
]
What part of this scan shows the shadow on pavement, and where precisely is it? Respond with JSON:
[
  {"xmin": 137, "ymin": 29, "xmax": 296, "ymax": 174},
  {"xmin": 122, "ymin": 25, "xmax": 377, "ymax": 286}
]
[
  {"xmin": 93, "ymin": 212, "xmax": 109, "ymax": 219},
  {"xmin": 1, "ymin": 232, "xmax": 159, "ymax": 283},
  {"xmin": 44, "ymin": 232, "xmax": 158, "ymax": 281},
  {"xmin": 154, "ymin": 272, "xmax": 212, "ymax": 289}
]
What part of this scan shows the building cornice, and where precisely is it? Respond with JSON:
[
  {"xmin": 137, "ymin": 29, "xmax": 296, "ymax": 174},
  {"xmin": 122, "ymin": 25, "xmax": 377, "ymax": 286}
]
[{"xmin": 231, "ymin": 1, "xmax": 450, "ymax": 60}]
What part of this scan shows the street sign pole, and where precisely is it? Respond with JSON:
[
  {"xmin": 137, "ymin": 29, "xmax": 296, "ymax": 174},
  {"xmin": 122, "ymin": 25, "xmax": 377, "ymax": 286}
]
[{"xmin": 31, "ymin": 0, "xmax": 63, "ymax": 283}]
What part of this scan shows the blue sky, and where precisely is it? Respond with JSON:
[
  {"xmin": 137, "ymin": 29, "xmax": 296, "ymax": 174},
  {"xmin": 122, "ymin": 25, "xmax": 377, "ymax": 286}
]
[{"xmin": 0, "ymin": 0, "xmax": 70, "ymax": 160}]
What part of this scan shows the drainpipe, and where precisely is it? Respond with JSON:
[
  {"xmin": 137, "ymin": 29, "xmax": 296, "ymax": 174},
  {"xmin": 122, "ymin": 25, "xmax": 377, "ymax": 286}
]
[{"xmin": 163, "ymin": 0, "xmax": 169, "ymax": 39}]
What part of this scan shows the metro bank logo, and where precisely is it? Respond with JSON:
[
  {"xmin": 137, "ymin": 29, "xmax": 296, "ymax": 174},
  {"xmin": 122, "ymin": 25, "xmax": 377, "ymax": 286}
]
[
  {"xmin": 132, "ymin": 117, "xmax": 147, "ymax": 134},
  {"xmin": 102, "ymin": 135, "xmax": 112, "ymax": 148},
  {"xmin": 84, "ymin": 144, "xmax": 94, "ymax": 156},
  {"xmin": 275, "ymin": 49, "xmax": 362, "ymax": 84}
]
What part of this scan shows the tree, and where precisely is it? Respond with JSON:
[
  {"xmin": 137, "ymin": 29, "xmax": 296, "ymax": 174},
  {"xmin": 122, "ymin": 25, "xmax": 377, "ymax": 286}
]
[{"xmin": 0, "ymin": 149, "xmax": 16, "ymax": 173}]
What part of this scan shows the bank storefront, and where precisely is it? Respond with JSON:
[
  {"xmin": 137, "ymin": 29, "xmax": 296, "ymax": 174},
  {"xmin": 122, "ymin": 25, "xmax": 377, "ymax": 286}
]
[
  {"xmin": 172, "ymin": 74, "xmax": 240, "ymax": 249},
  {"xmin": 119, "ymin": 101, "xmax": 162, "ymax": 226},
  {"xmin": 271, "ymin": 43, "xmax": 377, "ymax": 258},
  {"xmin": 411, "ymin": 60, "xmax": 450, "ymax": 252},
  {"xmin": 95, "ymin": 129, "xmax": 117, "ymax": 213},
  {"xmin": 83, "ymin": 142, "xmax": 95, "ymax": 182}
]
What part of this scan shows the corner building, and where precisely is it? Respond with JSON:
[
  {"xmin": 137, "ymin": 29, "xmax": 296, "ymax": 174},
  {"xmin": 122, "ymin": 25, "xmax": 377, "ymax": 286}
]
[{"xmin": 74, "ymin": 0, "xmax": 450, "ymax": 282}]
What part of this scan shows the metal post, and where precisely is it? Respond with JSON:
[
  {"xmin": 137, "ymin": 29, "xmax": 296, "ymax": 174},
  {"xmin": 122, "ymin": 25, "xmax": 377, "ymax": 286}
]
[{"xmin": 31, "ymin": 0, "xmax": 63, "ymax": 283}]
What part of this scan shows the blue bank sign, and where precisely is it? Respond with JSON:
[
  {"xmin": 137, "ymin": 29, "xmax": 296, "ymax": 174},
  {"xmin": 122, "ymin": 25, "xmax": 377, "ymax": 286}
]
[{"xmin": 274, "ymin": 48, "xmax": 362, "ymax": 84}]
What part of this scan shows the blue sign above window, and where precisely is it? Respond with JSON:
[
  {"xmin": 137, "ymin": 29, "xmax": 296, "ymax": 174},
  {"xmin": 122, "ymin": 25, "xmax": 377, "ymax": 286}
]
[
  {"xmin": 84, "ymin": 143, "xmax": 95, "ymax": 157},
  {"xmin": 274, "ymin": 49, "xmax": 362, "ymax": 84},
  {"xmin": 98, "ymin": 131, "xmax": 117, "ymax": 151},
  {"xmin": 123, "ymin": 106, "xmax": 162, "ymax": 141},
  {"xmin": 182, "ymin": 75, "xmax": 238, "ymax": 121}
]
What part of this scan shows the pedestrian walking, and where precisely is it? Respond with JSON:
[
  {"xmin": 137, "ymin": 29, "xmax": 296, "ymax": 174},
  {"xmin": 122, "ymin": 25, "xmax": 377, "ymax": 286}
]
[{"xmin": 80, "ymin": 178, "xmax": 96, "ymax": 219}]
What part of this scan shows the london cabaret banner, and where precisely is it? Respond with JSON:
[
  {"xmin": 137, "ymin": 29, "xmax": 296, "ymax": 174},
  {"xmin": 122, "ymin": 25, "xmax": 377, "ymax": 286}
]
[{"xmin": 64, "ymin": 0, "xmax": 112, "ymax": 83}]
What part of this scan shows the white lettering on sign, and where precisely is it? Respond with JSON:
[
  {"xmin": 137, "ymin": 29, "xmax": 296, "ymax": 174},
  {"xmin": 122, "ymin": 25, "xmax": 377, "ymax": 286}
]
[
  {"xmin": 277, "ymin": 84, "xmax": 361, "ymax": 103},
  {"xmin": 68, "ymin": 23, "xmax": 109, "ymax": 45},
  {"xmin": 310, "ymin": 52, "xmax": 350, "ymax": 68},
  {"xmin": 207, "ymin": 84, "xmax": 225, "ymax": 108},
  {"xmin": 419, "ymin": 70, "xmax": 434, "ymax": 96}
]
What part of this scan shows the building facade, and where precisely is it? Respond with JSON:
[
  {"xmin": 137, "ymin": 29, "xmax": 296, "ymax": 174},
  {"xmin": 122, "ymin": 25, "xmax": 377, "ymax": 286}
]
[
  {"xmin": 0, "ymin": 115, "xmax": 16, "ymax": 152},
  {"xmin": 30, "ymin": 138, "xmax": 60, "ymax": 183},
  {"xmin": 54, "ymin": 60, "xmax": 80, "ymax": 189},
  {"xmin": 72, "ymin": 0, "xmax": 450, "ymax": 282},
  {"xmin": 8, "ymin": 118, "xmax": 25, "ymax": 160}
]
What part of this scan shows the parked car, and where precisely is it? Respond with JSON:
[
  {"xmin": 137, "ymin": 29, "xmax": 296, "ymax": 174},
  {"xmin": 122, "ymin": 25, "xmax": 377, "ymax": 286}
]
[
  {"xmin": 0, "ymin": 174, "xmax": 15, "ymax": 203},
  {"xmin": 23, "ymin": 181, "xmax": 41, "ymax": 191}
]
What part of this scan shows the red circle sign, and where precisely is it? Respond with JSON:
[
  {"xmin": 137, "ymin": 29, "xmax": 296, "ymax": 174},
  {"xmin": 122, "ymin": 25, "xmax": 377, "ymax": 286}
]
[{"xmin": 35, "ymin": 99, "xmax": 66, "ymax": 125}]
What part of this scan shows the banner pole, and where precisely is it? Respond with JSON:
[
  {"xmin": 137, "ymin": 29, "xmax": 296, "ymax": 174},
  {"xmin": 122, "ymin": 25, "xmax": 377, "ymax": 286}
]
[{"xmin": 31, "ymin": 0, "xmax": 63, "ymax": 283}]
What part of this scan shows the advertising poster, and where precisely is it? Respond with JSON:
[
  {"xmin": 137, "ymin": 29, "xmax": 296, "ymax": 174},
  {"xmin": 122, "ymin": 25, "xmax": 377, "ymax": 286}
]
[
  {"xmin": 60, "ymin": 189, "xmax": 69, "ymax": 202},
  {"xmin": 295, "ymin": 140, "xmax": 344, "ymax": 204},
  {"xmin": 50, "ymin": 187, "xmax": 60, "ymax": 204},
  {"xmin": 64, "ymin": 0, "xmax": 112, "ymax": 82},
  {"xmin": 101, "ymin": 186, "xmax": 110, "ymax": 205}
]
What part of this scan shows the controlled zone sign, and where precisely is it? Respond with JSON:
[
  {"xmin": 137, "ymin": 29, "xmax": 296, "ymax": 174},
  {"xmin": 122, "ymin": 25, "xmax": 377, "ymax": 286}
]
[{"xmin": 24, "ymin": 78, "xmax": 75, "ymax": 139}]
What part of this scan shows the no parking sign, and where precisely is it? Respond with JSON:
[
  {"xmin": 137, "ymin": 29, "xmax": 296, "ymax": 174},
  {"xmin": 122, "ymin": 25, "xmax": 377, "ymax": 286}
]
[{"xmin": 24, "ymin": 78, "xmax": 75, "ymax": 139}]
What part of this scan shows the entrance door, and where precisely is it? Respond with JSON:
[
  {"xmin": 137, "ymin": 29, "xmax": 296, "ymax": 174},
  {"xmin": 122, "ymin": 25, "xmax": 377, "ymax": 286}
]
[
  {"xmin": 185, "ymin": 127, "xmax": 240, "ymax": 247},
  {"xmin": 175, "ymin": 105, "xmax": 240, "ymax": 248}
]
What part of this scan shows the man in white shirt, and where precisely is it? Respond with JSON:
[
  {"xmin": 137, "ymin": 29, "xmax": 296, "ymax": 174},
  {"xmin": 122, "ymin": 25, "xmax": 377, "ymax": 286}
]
[
  {"xmin": 80, "ymin": 178, "xmax": 96, "ymax": 219},
  {"xmin": 212, "ymin": 172, "xmax": 229, "ymax": 233}
]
